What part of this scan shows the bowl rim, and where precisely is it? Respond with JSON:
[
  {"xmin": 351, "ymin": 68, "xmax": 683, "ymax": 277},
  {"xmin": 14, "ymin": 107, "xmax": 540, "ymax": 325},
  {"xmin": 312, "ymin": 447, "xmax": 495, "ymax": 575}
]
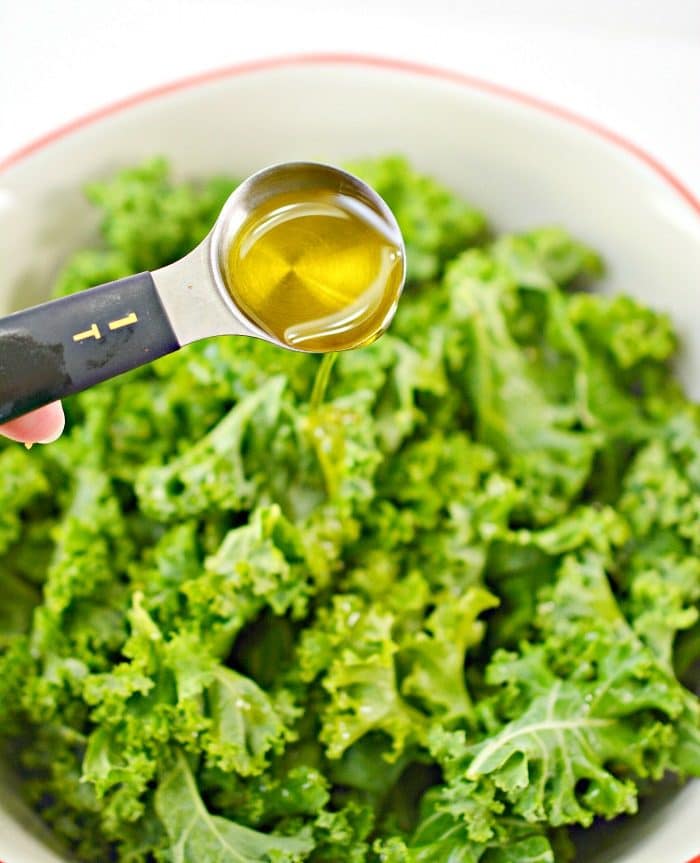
[{"xmin": 1, "ymin": 51, "xmax": 699, "ymax": 221}]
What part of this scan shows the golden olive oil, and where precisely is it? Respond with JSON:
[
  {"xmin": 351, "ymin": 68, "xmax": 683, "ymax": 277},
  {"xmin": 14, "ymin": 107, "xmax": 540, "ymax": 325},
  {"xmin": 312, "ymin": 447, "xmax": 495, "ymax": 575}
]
[{"xmin": 224, "ymin": 189, "xmax": 404, "ymax": 352}]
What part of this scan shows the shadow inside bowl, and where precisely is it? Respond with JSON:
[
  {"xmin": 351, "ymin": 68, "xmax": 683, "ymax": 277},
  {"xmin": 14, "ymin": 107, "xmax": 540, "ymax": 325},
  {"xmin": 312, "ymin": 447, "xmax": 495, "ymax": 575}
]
[
  {"xmin": 0, "ymin": 758, "xmax": 71, "ymax": 862},
  {"xmin": 572, "ymin": 778, "xmax": 694, "ymax": 861}
]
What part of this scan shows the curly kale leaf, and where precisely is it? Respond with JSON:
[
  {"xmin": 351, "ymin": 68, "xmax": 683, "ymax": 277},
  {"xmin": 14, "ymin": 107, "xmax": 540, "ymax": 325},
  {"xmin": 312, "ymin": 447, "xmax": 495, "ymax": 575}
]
[
  {"xmin": 155, "ymin": 752, "xmax": 314, "ymax": 863},
  {"xmin": 401, "ymin": 587, "xmax": 499, "ymax": 725},
  {"xmin": 298, "ymin": 595, "xmax": 426, "ymax": 761},
  {"xmin": 447, "ymin": 250, "xmax": 598, "ymax": 525},
  {"xmin": 136, "ymin": 377, "xmax": 286, "ymax": 522}
]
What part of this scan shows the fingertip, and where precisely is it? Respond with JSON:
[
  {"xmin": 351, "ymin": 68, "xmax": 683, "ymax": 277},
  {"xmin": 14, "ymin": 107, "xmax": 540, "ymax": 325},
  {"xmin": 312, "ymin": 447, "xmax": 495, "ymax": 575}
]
[
  {"xmin": 0, "ymin": 402, "xmax": 66, "ymax": 445},
  {"xmin": 34, "ymin": 401, "xmax": 66, "ymax": 443}
]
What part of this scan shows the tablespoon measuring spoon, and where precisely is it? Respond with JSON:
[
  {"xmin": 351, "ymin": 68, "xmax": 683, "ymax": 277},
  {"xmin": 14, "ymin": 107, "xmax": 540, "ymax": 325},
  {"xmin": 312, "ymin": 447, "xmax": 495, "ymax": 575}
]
[{"xmin": 0, "ymin": 162, "xmax": 406, "ymax": 423}]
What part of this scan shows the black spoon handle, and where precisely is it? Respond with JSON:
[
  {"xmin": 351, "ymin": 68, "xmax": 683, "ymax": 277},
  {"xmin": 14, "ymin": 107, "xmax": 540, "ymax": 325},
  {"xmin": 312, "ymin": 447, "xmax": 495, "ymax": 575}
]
[{"xmin": 0, "ymin": 273, "xmax": 180, "ymax": 423}]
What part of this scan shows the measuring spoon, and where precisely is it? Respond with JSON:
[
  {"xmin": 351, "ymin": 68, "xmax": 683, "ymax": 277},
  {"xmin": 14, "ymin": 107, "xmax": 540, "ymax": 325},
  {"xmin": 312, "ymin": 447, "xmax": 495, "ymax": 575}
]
[{"xmin": 0, "ymin": 162, "xmax": 405, "ymax": 424}]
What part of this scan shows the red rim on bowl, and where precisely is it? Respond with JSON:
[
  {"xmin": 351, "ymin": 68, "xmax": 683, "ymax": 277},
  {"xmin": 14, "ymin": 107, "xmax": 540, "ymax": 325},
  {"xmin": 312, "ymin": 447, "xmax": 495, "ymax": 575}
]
[{"xmin": 0, "ymin": 52, "xmax": 699, "ymax": 222}]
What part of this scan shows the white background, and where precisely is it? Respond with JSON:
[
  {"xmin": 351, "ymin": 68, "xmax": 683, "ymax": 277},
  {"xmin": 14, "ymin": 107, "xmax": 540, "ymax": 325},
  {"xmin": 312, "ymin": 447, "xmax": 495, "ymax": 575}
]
[{"xmin": 1, "ymin": 0, "xmax": 699, "ymax": 195}]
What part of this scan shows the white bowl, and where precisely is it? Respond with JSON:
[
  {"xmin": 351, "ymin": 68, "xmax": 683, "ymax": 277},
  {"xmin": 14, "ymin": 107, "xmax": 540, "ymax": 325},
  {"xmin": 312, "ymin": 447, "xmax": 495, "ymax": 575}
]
[{"xmin": 0, "ymin": 54, "xmax": 699, "ymax": 863}]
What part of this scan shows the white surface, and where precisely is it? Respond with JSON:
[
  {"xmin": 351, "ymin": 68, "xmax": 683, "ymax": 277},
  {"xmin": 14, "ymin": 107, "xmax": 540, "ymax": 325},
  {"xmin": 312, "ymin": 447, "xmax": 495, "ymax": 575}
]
[
  {"xmin": 2, "ymin": 61, "xmax": 700, "ymax": 862},
  {"xmin": 1, "ymin": 0, "xmax": 699, "ymax": 196}
]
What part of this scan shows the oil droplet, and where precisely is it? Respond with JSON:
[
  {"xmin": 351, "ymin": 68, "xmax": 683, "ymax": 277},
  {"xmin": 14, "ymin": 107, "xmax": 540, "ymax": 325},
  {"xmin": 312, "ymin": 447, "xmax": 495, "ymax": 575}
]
[{"xmin": 224, "ymin": 189, "xmax": 404, "ymax": 352}]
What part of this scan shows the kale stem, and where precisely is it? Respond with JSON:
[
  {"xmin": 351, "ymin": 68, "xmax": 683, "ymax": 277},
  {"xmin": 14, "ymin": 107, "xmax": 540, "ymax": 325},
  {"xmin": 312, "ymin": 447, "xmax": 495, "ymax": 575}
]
[{"xmin": 310, "ymin": 353, "xmax": 338, "ymax": 410}]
